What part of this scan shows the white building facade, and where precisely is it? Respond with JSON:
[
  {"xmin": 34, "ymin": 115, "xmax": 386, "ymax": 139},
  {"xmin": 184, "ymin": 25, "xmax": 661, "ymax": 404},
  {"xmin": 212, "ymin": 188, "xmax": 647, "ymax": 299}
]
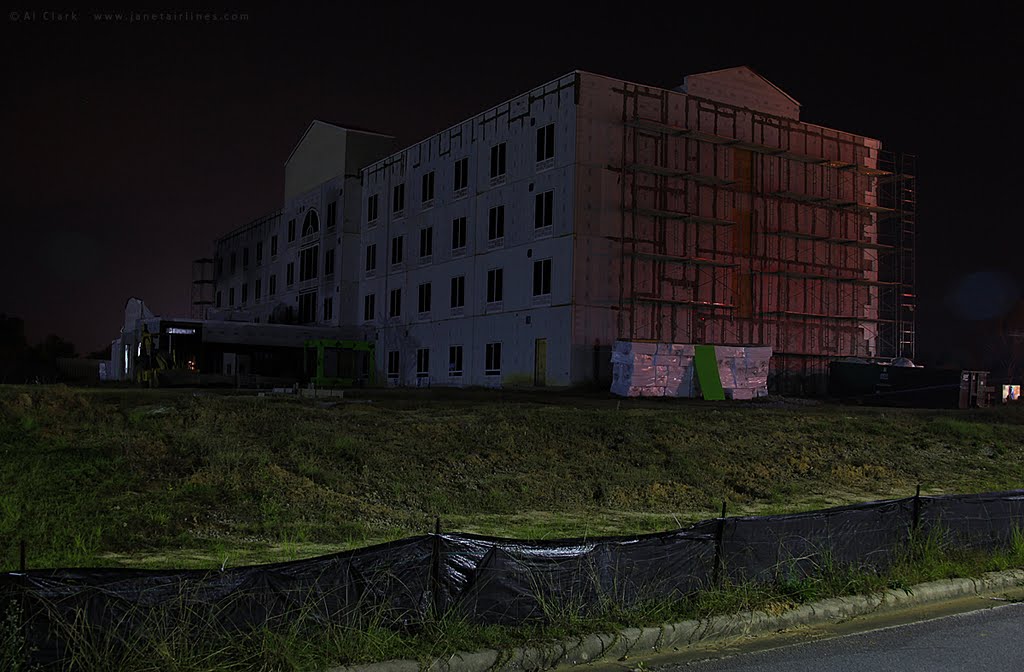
[
  {"xmin": 360, "ymin": 74, "xmax": 578, "ymax": 387},
  {"xmin": 205, "ymin": 68, "xmax": 904, "ymax": 391},
  {"xmin": 212, "ymin": 122, "xmax": 396, "ymax": 331}
]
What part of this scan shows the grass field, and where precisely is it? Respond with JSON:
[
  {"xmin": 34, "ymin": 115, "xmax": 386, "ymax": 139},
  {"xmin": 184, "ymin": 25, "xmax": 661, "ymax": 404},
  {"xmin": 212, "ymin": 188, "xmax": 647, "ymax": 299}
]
[{"xmin": 2, "ymin": 384, "xmax": 1024, "ymax": 571}]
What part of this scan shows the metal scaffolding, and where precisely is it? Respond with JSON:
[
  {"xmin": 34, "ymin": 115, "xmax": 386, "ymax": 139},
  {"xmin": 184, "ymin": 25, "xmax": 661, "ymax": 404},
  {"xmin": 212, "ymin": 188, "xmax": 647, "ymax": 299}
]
[
  {"xmin": 876, "ymin": 151, "xmax": 917, "ymax": 360},
  {"xmin": 614, "ymin": 83, "xmax": 916, "ymax": 393},
  {"xmin": 190, "ymin": 258, "xmax": 215, "ymax": 320}
]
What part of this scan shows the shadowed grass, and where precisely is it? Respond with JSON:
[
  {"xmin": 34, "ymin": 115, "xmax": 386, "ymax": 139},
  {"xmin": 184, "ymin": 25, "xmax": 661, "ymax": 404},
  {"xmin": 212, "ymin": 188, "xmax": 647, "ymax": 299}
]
[{"xmin": 3, "ymin": 385, "xmax": 1024, "ymax": 570}]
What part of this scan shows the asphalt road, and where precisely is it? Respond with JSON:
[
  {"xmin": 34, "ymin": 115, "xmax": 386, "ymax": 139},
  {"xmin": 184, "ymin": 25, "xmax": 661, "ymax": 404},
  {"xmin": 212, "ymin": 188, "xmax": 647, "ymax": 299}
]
[{"xmin": 666, "ymin": 601, "xmax": 1024, "ymax": 671}]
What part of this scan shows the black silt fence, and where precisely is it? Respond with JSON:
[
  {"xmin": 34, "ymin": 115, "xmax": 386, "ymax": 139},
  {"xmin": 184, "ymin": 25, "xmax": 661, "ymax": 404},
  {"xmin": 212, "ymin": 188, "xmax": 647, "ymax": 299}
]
[
  {"xmin": 2, "ymin": 535, "xmax": 435, "ymax": 669},
  {"xmin": 438, "ymin": 526, "xmax": 718, "ymax": 624},
  {"xmin": 919, "ymin": 491, "xmax": 1024, "ymax": 550},
  {"xmin": 3, "ymin": 490, "xmax": 1024, "ymax": 669},
  {"xmin": 720, "ymin": 497, "xmax": 917, "ymax": 583}
]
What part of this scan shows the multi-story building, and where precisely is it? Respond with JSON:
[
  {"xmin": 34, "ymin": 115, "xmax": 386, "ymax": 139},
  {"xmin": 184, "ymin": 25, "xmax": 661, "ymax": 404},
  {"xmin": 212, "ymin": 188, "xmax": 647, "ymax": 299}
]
[
  {"xmin": 360, "ymin": 67, "xmax": 915, "ymax": 391},
  {"xmin": 208, "ymin": 67, "xmax": 915, "ymax": 393},
  {"xmin": 360, "ymin": 74, "xmax": 578, "ymax": 387},
  {"xmin": 212, "ymin": 121, "xmax": 396, "ymax": 328}
]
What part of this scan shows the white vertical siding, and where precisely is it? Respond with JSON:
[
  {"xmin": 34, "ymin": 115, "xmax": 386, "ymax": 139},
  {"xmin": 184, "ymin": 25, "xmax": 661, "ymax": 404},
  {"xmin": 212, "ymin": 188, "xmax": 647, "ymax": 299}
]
[{"xmin": 360, "ymin": 74, "xmax": 579, "ymax": 386}]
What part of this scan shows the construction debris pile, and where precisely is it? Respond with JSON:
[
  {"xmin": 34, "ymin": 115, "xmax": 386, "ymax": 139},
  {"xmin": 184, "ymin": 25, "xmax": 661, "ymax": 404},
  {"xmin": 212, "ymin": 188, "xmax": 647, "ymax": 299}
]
[{"xmin": 611, "ymin": 340, "xmax": 772, "ymax": 400}]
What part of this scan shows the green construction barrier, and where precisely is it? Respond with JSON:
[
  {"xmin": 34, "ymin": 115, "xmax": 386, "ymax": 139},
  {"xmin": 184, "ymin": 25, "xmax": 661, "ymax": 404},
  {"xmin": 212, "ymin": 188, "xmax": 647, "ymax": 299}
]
[{"xmin": 694, "ymin": 345, "xmax": 725, "ymax": 401}]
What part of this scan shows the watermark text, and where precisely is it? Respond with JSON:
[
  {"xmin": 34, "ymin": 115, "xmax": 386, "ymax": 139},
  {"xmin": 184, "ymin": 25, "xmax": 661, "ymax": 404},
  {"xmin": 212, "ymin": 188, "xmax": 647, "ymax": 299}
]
[{"xmin": 8, "ymin": 9, "xmax": 250, "ymax": 24}]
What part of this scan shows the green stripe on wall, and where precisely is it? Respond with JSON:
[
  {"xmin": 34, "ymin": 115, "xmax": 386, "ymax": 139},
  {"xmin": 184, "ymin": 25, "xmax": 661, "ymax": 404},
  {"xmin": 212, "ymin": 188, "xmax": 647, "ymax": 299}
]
[{"xmin": 694, "ymin": 345, "xmax": 725, "ymax": 401}]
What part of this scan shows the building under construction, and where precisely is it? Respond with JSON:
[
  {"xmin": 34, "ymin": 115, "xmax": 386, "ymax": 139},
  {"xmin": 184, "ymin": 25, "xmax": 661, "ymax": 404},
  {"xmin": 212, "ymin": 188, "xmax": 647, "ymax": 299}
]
[
  {"xmin": 587, "ymin": 68, "xmax": 916, "ymax": 393},
  {"xmin": 202, "ymin": 66, "xmax": 915, "ymax": 393}
]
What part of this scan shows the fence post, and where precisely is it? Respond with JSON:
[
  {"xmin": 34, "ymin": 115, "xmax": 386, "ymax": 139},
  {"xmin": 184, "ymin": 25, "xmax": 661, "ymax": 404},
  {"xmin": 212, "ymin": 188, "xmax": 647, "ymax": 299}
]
[
  {"xmin": 713, "ymin": 501, "xmax": 727, "ymax": 587},
  {"xmin": 912, "ymin": 484, "xmax": 922, "ymax": 533},
  {"xmin": 429, "ymin": 516, "xmax": 442, "ymax": 619},
  {"xmin": 19, "ymin": 540, "xmax": 26, "ymax": 572}
]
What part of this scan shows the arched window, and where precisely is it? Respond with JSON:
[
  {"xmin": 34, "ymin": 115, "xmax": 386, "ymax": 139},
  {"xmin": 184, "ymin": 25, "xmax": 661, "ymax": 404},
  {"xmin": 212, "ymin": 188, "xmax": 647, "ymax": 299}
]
[{"xmin": 302, "ymin": 210, "xmax": 320, "ymax": 237}]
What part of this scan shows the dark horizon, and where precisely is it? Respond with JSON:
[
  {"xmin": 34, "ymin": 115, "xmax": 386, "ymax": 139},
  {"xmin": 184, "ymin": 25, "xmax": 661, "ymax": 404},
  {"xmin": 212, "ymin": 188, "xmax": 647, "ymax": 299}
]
[{"xmin": 3, "ymin": 3, "xmax": 1021, "ymax": 373}]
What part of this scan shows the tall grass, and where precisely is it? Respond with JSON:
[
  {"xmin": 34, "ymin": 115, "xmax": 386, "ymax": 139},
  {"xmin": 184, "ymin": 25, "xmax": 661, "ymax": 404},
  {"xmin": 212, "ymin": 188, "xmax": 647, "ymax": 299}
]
[
  {"xmin": 4, "ymin": 386, "xmax": 1024, "ymax": 668},
  {"xmin": 2, "ymin": 598, "xmax": 36, "ymax": 672},
  {"xmin": 5, "ymin": 386, "xmax": 1024, "ymax": 571}
]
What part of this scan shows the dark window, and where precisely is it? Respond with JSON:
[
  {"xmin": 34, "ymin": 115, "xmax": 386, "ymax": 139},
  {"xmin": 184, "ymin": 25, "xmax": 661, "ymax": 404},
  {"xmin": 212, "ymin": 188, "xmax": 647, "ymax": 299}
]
[
  {"xmin": 323, "ymin": 296, "xmax": 334, "ymax": 321},
  {"xmin": 299, "ymin": 291, "xmax": 317, "ymax": 323},
  {"xmin": 269, "ymin": 274, "xmax": 277, "ymax": 296},
  {"xmin": 454, "ymin": 157, "xmax": 468, "ymax": 191},
  {"xmin": 299, "ymin": 245, "xmax": 318, "ymax": 281},
  {"xmin": 367, "ymin": 194, "xmax": 379, "ymax": 222},
  {"xmin": 228, "ymin": 287, "xmax": 235, "ymax": 306},
  {"xmin": 487, "ymin": 268, "xmax": 503, "ymax": 303},
  {"xmin": 241, "ymin": 283, "xmax": 248, "ymax": 304},
  {"xmin": 365, "ymin": 244, "xmax": 377, "ymax": 272},
  {"xmin": 387, "ymin": 351, "xmax": 400, "ymax": 378},
  {"xmin": 286, "ymin": 262, "xmax": 295, "ymax": 286},
  {"xmin": 363, "ymin": 294, "xmax": 375, "ymax": 321},
  {"xmin": 326, "ymin": 201, "xmax": 336, "ymax": 229},
  {"xmin": 324, "ymin": 248, "xmax": 335, "ymax": 276},
  {"xmin": 230, "ymin": 252, "xmax": 236, "ymax": 274},
  {"xmin": 536, "ymin": 123, "xmax": 555, "ymax": 162},
  {"xmin": 256, "ymin": 241, "xmax": 263, "ymax": 264},
  {"xmin": 421, "ymin": 171, "xmax": 435, "ymax": 203},
  {"xmin": 533, "ymin": 259, "xmax": 552, "ymax": 296},
  {"xmin": 271, "ymin": 235, "xmax": 278, "ymax": 257},
  {"xmin": 255, "ymin": 278, "xmax": 262, "ymax": 301},
  {"xmin": 288, "ymin": 218, "xmax": 296, "ymax": 242},
  {"xmin": 450, "ymin": 275, "xmax": 465, "ymax": 308},
  {"xmin": 419, "ymin": 227, "xmax": 433, "ymax": 258},
  {"xmin": 488, "ymin": 206, "xmax": 505, "ymax": 241},
  {"xmin": 416, "ymin": 348, "xmax": 430, "ymax": 377},
  {"xmin": 535, "ymin": 191, "xmax": 554, "ymax": 228},
  {"xmin": 390, "ymin": 235, "xmax": 404, "ymax": 265},
  {"xmin": 489, "ymin": 142, "xmax": 506, "ymax": 179},
  {"xmin": 392, "ymin": 183, "xmax": 405, "ymax": 214},
  {"xmin": 451, "ymin": 217, "xmax": 467, "ymax": 250},
  {"xmin": 448, "ymin": 345, "xmax": 463, "ymax": 377},
  {"xmin": 389, "ymin": 288, "xmax": 401, "ymax": 317},
  {"xmin": 302, "ymin": 211, "xmax": 320, "ymax": 236},
  {"xmin": 485, "ymin": 342, "xmax": 502, "ymax": 376},
  {"xmin": 242, "ymin": 247, "xmax": 249, "ymax": 268},
  {"xmin": 215, "ymin": 256, "xmax": 223, "ymax": 277},
  {"xmin": 216, "ymin": 290, "xmax": 222, "ymax": 308},
  {"xmin": 418, "ymin": 282, "xmax": 431, "ymax": 313}
]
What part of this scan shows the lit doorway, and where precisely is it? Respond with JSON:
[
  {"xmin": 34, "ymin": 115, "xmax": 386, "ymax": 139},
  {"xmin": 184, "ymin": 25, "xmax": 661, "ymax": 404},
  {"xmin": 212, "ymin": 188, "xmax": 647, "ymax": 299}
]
[{"xmin": 534, "ymin": 338, "xmax": 547, "ymax": 386}]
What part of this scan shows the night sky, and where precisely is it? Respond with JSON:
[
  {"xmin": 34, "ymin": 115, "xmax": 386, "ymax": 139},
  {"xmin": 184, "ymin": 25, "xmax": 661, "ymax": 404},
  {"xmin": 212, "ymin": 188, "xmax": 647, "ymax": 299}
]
[{"xmin": 3, "ymin": 3, "xmax": 1021, "ymax": 371}]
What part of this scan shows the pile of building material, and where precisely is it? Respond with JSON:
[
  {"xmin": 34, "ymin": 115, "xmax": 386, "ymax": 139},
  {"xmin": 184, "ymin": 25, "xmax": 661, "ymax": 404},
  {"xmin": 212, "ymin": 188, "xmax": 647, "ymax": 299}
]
[
  {"xmin": 610, "ymin": 341, "xmax": 691, "ymax": 398},
  {"xmin": 711, "ymin": 346, "xmax": 773, "ymax": 400},
  {"xmin": 610, "ymin": 341, "xmax": 772, "ymax": 399}
]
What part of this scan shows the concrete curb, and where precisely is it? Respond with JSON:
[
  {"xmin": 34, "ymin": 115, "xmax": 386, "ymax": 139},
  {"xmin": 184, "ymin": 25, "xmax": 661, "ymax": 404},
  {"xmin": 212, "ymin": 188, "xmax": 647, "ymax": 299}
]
[{"xmin": 328, "ymin": 570, "xmax": 1024, "ymax": 672}]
